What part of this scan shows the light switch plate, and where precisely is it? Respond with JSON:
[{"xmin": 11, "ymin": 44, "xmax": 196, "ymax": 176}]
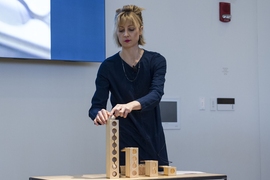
[
  {"xmin": 199, "ymin": 97, "xmax": 205, "ymax": 110},
  {"xmin": 210, "ymin": 98, "xmax": 216, "ymax": 111}
]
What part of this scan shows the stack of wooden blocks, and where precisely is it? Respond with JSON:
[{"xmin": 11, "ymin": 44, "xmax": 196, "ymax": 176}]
[{"xmin": 106, "ymin": 118, "xmax": 176, "ymax": 178}]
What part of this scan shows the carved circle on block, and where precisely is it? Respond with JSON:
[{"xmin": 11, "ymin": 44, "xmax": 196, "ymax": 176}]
[
  {"xmin": 112, "ymin": 149, "xmax": 117, "ymax": 155},
  {"xmin": 112, "ymin": 142, "xmax": 117, "ymax": 148},
  {"xmin": 132, "ymin": 170, "xmax": 137, "ymax": 176},
  {"xmin": 112, "ymin": 135, "xmax": 117, "ymax": 141},
  {"xmin": 112, "ymin": 171, "xmax": 117, "ymax": 177},
  {"xmin": 112, "ymin": 128, "xmax": 117, "ymax": 134},
  {"xmin": 112, "ymin": 121, "xmax": 117, "ymax": 126},
  {"xmin": 112, "ymin": 157, "xmax": 117, "ymax": 163},
  {"xmin": 152, "ymin": 168, "xmax": 157, "ymax": 174},
  {"xmin": 170, "ymin": 168, "xmax": 175, "ymax": 173},
  {"xmin": 132, "ymin": 162, "xmax": 137, "ymax": 168},
  {"xmin": 132, "ymin": 149, "xmax": 137, "ymax": 154},
  {"xmin": 112, "ymin": 164, "xmax": 117, "ymax": 169},
  {"xmin": 132, "ymin": 156, "xmax": 137, "ymax": 161}
]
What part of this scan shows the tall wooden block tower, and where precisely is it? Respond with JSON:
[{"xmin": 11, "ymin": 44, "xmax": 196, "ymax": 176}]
[
  {"xmin": 106, "ymin": 119, "xmax": 119, "ymax": 179},
  {"xmin": 121, "ymin": 147, "xmax": 139, "ymax": 178}
]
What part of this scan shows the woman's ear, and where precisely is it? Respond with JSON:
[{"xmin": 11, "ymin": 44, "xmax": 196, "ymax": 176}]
[{"xmin": 139, "ymin": 26, "xmax": 144, "ymax": 35}]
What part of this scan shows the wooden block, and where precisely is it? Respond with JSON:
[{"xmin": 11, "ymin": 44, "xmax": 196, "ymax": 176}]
[
  {"xmin": 160, "ymin": 166, "xmax": 177, "ymax": 176},
  {"xmin": 139, "ymin": 164, "xmax": 145, "ymax": 175},
  {"xmin": 106, "ymin": 119, "xmax": 119, "ymax": 179},
  {"xmin": 120, "ymin": 166, "xmax": 125, "ymax": 176},
  {"xmin": 145, "ymin": 160, "xmax": 158, "ymax": 177},
  {"xmin": 121, "ymin": 147, "xmax": 139, "ymax": 178}
]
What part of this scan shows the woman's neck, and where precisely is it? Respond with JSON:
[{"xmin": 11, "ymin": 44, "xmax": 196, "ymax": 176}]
[{"xmin": 120, "ymin": 47, "xmax": 143, "ymax": 67}]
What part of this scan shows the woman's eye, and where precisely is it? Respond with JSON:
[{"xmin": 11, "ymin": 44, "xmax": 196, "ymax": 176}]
[
  {"xmin": 119, "ymin": 30, "xmax": 124, "ymax": 33},
  {"xmin": 129, "ymin": 29, "xmax": 135, "ymax": 31}
]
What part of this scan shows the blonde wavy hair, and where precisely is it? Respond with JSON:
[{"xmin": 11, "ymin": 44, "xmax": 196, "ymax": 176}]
[{"xmin": 113, "ymin": 5, "xmax": 146, "ymax": 47}]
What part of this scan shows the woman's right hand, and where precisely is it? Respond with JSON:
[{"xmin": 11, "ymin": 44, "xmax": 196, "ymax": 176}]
[{"xmin": 94, "ymin": 109, "xmax": 110, "ymax": 125}]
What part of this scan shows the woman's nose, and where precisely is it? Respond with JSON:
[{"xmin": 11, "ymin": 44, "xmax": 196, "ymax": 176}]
[{"xmin": 124, "ymin": 31, "xmax": 129, "ymax": 37}]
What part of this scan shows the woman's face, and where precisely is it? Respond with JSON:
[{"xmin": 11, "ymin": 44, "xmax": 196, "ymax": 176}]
[{"xmin": 117, "ymin": 20, "xmax": 142, "ymax": 48}]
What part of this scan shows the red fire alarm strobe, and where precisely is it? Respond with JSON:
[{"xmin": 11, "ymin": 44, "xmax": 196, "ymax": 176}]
[{"xmin": 219, "ymin": 2, "xmax": 231, "ymax": 22}]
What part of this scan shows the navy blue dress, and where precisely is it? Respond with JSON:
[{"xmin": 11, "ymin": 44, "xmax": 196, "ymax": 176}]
[{"xmin": 89, "ymin": 49, "xmax": 169, "ymax": 167}]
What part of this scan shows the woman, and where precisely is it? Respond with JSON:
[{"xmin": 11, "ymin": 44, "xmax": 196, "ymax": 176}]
[{"xmin": 89, "ymin": 5, "xmax": 169, "ymax": 168}]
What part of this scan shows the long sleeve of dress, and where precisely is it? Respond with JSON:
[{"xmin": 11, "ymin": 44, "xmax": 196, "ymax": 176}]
[
  {"xmin": 136, "ymin": 53, "xmax": 166, "ymax": 112},
  {"xmin": 88, "ymin": 62, "xmax": 110, "ymax": 120}
]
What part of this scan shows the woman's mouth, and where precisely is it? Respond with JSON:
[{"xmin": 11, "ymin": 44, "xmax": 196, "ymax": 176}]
[{"xmin": 125, "ymin": 40, "xmax": 130, "ymax": 43}]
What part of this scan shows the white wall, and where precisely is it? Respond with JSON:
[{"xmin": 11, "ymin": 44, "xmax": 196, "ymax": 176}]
[
  {"xmin": 258, "ymin": 0, "xmax": 270, "ymax": 179},
  {"xmin": 0, "ymin": 60, "xmax": 106, "ymax": 179},
  {"xmin": 0, "ymin": 0, "xmax": 268, "ymax": 180}
]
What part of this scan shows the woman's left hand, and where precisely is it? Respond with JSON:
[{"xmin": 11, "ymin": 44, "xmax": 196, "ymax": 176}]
[
  {"xmin": 110, "ymin": 101, "xmax": 141, "ymax": 118},
  {"xmin": 110, "ymin": 104, "xmax": 132, "ymax": 118}
]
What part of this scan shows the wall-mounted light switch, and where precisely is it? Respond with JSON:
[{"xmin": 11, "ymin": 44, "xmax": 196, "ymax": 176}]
[
  {"xmin": 210, "ymin": 98, "xmax": 216, "ymax": 111},
  {"xmin": 199, "ymin": 97, "xmax": 205, "ymax": 110}
]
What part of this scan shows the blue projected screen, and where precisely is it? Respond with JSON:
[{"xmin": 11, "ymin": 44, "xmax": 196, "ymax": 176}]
[{"xmin": 0, "ymin": 0, "xmax": 105, "ymax": 62}]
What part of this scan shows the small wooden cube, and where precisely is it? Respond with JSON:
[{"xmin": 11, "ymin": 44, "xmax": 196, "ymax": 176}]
[
  {"xmin": 120, "ymin": 166, "xmax": 125, "ymax": 176},
  {"xmin": 145, "ymin": 160, "xmax": 158, "ymax": 177},
  {"xmin": 139, "ymin": 164, "xmax": 145, "ymax": 175},
  {"xmin": 160, "ymin": 166, "xmax": 177, "ymax": 176}
]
